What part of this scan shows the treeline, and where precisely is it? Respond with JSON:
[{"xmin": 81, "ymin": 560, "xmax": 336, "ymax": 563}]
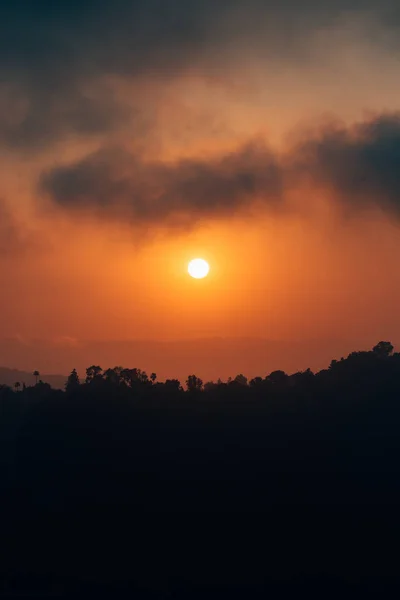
[
  {"xmin": 3, "ymin": 339, "xmax": 397, "ymax": 398},
  {"xmin": 1, "ymin": 340, "xmax": 400, "ymax": 594}
]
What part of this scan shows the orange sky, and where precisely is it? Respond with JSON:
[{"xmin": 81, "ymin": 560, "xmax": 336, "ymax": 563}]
[{"xmin": 1, "ymin": 2, "xmax": 400, "ymax": 379}]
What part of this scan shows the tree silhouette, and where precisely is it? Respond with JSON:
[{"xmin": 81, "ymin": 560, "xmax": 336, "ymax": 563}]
[
  {"xmin": 66, "ymin": 369, "xmax": 80, "ymax": 393},
  {"xmin": 233, "ymin": 374, "xmax": 248, "ymax": 386},
  {"xmin": 14, "ymin": 382, "xmax": 20, "ymax": 392},
  {"xmin": 85, "ymin": 365, "xmax": 103, "ymax": 384},
  {"xmin": 121, "ymin": 368, "xmax": 149, "ymax": 387},
  {"xmin": 266, "ymin": 370, "xmax": 288, "ymax": 385},
  {"xmin": 33, "ymin": 370, "xmax": 40, "ymax": 385},
  {"xmin": 186, "ymin": 374, "xmax": 203, "ymax": 392},
  {"xmin": 204, "ymin": 381, "xmax": 217, "ymax": 392},
  {"xmin": 35, "ymin": 381, "xmax": 52, "ymax": 394},
  {"xmin": 373, "ymin": 341, "xmax": 394, "ymax": 357},
  {"xmin": 164, "ymin": 379, "xmax": 182, "ymax": 392},
  {"xmin": 103, "ymin": 367, "xmax": 123, "ymax": 386}
]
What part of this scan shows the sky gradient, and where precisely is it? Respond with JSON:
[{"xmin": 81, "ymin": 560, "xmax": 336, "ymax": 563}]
[{"xmin": 1, "ymin": 0, "xmax": 400, "ymax": 379}]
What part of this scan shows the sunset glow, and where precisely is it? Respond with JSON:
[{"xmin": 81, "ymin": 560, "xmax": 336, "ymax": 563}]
[{"xmin": 0, "ymin": 1, "xmax": 399, "ymax": 382}]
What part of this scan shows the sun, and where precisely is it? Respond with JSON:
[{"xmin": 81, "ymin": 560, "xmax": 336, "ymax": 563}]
[{"xmin": 188, "ymin": 258, "xmax": 210, "ymax": 279}]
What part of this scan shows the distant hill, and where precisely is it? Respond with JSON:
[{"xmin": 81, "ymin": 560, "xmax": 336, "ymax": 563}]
[{"xmin": 0, "ymin": 367, "xmax": 66, "ymax": 390}]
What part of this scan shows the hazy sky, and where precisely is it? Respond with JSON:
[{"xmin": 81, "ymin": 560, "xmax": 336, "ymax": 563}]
[{"xmin": 1, "ymin": 1, "xmax": 400, "ymax": 375}]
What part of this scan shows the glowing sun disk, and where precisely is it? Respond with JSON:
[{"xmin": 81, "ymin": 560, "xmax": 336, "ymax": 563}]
[{"xmin": 188, "ymin": 258, "xmax": 209, "ymax": 279}]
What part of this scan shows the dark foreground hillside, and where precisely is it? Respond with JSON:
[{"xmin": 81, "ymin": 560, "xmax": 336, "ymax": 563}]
[{"xmin": 1, "ymin": 342, "xmax": 400, "ymax": 596}]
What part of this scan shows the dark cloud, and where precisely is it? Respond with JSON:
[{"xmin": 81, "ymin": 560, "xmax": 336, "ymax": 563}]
[
  {"xmin": 40, "ymin": 113, "xmax": 400, "ymax": 223},
  {"xmin": 40, "ymin": 142, "xmax": 283, "ymax": 224},
  {"xmin": 292, "ymin": 113, "xmax": 400, "ymax": 212},
  {"xmin": 0, "ymin": 83, "xmax": 128, "ymax": 150},
  {"xmin": 0, "ymin": 0, "xmax": 399, "ymax": 148}
]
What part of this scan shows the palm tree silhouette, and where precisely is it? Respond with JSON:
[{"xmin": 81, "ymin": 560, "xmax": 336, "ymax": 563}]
[
  {"xmin": 14, "ymin": 382, "xmax": 21, "ymax": 392},
  {"xmin": 33, "ymin": 370, "xmax": 40, "ymax": 385}
]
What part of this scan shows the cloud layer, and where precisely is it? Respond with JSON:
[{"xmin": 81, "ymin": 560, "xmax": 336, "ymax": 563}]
[
  {"xmin": 1, "ymin": 0, "xmax": 399, "ymax": 148},
  {"xmin": 40, "ymin": 113, "xmax": 400, "ymax": 224},
  {"xmin": 3, "ymin": 1, "xmax": 400, "ymax": 233},
  {"xmin": 292, "ymin": 114, "xmax": 400, "ymax": 210},
  {"xmin": 40, "ymin": 142, "xmax": 282, "ymax": 224}
]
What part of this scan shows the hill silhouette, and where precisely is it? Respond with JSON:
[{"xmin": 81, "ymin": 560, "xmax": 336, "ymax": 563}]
[
  {"xmin": 0, "ymin": 367, "xmax": 66, "ymax": 389},
  {"xmin": 1, "ymin": 340, "xmax": 400, "ymax": 595}
]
